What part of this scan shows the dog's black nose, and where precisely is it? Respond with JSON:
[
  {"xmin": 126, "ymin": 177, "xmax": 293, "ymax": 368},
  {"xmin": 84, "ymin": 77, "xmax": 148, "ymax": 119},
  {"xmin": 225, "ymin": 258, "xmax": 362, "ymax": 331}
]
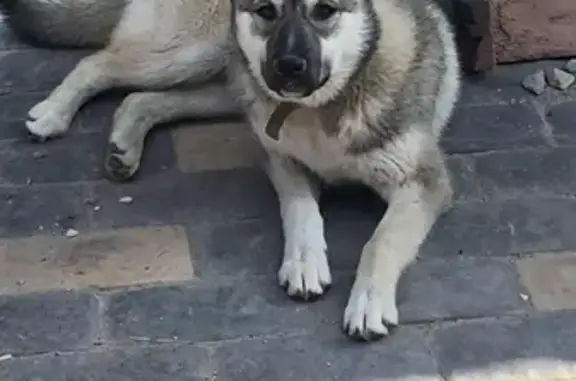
[{"xmin": 273, "ymin": 55, "xmax": 307, "ymax": 78}]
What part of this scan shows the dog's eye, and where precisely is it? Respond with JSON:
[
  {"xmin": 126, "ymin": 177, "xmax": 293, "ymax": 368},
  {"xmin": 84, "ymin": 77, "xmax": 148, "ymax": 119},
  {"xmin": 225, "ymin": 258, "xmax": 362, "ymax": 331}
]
[
  {"xmin": 312, "ymin": 3, "xmax": 338, "ymax": 21},
  {"xmin": 255, "ymin": 4, "xmax": 277, "ymax": 21}
]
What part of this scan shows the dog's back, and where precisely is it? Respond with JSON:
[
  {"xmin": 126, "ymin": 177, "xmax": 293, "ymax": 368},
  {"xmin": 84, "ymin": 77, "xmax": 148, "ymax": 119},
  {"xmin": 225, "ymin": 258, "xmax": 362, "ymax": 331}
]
[{"xmin": 0, "ymin": 0, "xmax": 231, "ymax": 49}]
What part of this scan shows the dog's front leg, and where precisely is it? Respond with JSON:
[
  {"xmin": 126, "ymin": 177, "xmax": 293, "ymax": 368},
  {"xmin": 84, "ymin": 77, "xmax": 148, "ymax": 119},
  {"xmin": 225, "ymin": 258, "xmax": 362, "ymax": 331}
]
[
  {"xmin": 343, "ymin": 158, "xmax": 452, "ymax": 341},
  {"xmin": 266, "ymin": 153, "xmax": 332, "ymax": 301}
]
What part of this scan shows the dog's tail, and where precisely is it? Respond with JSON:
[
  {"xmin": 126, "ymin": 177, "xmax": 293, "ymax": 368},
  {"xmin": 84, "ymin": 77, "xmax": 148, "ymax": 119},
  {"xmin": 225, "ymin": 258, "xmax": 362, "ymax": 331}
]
[{"xmin": 0, "ymin": 0, "xmax": 127, "ymax": 48}]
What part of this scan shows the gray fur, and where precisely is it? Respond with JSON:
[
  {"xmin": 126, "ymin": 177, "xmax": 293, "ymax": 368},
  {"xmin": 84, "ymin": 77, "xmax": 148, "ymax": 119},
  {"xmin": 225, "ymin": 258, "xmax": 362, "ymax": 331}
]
[
  {"xmin": 1, "ymin": 0, "xmax": 461, "ymax": 342},
  {"xmin": 229, "ymin": 0, "xmax": 461, "ymax": 340},
  {"xmin": 0, "ymin": 0, "xmax": 126, "ymax": 48}
]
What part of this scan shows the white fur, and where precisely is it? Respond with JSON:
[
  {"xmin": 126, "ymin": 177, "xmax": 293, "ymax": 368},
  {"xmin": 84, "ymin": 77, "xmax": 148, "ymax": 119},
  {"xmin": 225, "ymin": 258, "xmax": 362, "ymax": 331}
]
[
  {"xmin": 234, "ymin": 3, "xmax": 370, "ymax": 108},
  {"xmin": 303, "ymin": 10, "xmax": 371, "ymax": 107}
]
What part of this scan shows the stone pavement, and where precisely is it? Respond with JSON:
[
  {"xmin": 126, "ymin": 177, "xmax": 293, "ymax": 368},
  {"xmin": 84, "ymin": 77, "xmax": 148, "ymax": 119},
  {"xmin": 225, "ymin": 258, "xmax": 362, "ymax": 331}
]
[{"xmin": 1, "ymin": 22, "xmax": 576, "ymax": 381}]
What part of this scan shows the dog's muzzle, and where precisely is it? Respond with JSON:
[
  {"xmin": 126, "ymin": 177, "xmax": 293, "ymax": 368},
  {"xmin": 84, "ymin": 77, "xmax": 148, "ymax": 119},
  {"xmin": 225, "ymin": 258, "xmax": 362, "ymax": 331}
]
[{"xmin": 264, "ymin": 16, "xmax": 325, "ymax": 98}]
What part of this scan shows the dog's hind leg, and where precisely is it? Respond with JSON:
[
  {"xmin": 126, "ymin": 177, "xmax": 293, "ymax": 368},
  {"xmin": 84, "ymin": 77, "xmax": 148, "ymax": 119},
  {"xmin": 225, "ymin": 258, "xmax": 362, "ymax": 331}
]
[
  {"xmin": 26, "ymin": 40, "xmax": 228, "ymax": 141},
  {"xmin": 104, "ymin": 84, "xmax": 239, "ymax": 182},
  {"xmin": 266, "ymin": 153, "xmax": 332, "ymax": 301},
  {"xmin": 343, "ymin": 141, "xmax": 453, "ymax": 341}
]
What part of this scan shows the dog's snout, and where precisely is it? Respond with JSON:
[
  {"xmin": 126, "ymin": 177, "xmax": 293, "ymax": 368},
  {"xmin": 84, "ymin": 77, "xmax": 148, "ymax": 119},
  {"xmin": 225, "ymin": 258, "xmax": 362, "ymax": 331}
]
[{"xmin": 273, "ymin": 55, "xmax": 307, "ymax": 78}]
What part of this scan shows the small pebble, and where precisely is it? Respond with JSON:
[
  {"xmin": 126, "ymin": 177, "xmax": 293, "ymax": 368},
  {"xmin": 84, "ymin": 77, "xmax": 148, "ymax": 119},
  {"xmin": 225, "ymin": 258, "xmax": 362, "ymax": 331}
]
[
  {"xmin": 84, "ymin": 198, "xmax": 98, "ymax": 206},
  {"xmin": 65, "ymin": 228, "xmax": 79, "ymax": 238},
  {"xmin": 93, "ymin": 205, "xmax": 101, "ymax": 212},
  {"xmin": 545, "ymin": 67, "xmax": 575, "ymax": 90},
  {"xmin": 564, "ymin": 58, "xmax": 576, "ymax": 74},
  {"xmin": 520, "ymin": 293, "xmax": 530, "ymax": 301},
  {"xmin": 32, "ymin": 151, "xmax": 47, "ymax": 159},
  {"xmin": 521, "ymin": 70, "xmax": 546, "ymax": 95},
  {"xmin": 119, "ymin": 196, "xmax": 133, "ymax": 204}
]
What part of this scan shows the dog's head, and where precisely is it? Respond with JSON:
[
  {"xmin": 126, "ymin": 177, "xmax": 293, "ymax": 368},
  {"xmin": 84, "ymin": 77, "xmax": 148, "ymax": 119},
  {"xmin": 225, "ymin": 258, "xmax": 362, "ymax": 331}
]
[{"xmin": 231, "ymin": 0, "xmax": 378, "ymax": 107}]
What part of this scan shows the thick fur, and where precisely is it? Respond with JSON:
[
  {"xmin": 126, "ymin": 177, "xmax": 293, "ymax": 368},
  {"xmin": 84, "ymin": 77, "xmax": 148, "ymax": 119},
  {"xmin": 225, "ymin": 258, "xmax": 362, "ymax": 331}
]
[
  {"xmin": 228, "ymin": 0, "xmax": 460, "ymax": 340},
  {"xmin": 0, "ymin": 0, "xmax": 126, "ymax": 48},
  {"xmin": 1, "ymin": 0, "xmax": 460, "ymax": 341}
]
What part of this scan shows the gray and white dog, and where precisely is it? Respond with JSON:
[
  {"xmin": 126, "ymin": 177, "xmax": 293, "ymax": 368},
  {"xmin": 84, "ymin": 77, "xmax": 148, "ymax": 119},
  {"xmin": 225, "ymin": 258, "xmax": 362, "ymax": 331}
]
[{"xmin": 1, "ymin": 0, "xmax": 460, "ymax": 341}]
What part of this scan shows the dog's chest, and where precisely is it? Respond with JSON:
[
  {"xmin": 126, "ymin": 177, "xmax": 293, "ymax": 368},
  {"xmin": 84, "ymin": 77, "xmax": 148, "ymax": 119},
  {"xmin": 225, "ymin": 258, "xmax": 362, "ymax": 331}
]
[{"xmin": 257, "ymin": 108, "xmax": 358, "ymax": 180}]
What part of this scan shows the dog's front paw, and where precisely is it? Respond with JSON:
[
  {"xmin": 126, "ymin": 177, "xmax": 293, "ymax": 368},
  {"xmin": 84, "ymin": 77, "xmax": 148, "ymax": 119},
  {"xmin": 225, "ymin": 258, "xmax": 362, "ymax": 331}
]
[
  {"xmin": 343, "ymin": 277, "xmax": 398, "ymax": 341},
  {"xmin": 278, "ymin": 234, "xmax": 331, "ymax": 301},
  {"xmin": 26, "ymin": 99, "xmax": 72, "ymax": 141},
  {"xmin": 104, "ymin": 142, "xmax": 142, "ymax": 182}
]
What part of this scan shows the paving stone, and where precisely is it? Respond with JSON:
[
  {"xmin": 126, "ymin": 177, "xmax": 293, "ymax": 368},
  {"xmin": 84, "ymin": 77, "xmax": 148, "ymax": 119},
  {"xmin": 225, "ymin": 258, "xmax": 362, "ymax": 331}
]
[
  {"xmin": 0, "ymin": 49, "xmax": 89, "ymax": 93},
  {"xmin": 423, "ymin": 200, "xmax": 513, "ymax": 257},
  {"xmin": 0, "ymin": 129, "xmax": 174, "ymax": 184},
  {"xmin": 196, "ymin": 219, "xmax": 283, "ymax": 277},
  {"xmin": 106, "ymin": 276, "xmax": 347, "ymax": 344},
  {"xmin": 433, "ymin": 311, "xmax": 576, "ymax": 381},
  {"xmin": 547, "ymin": 101, "xmax": 576, "ymax": 144},
  {"xmin": 469, "ymin": 147, "xmax": 576, "ymax": 198},
  {"xmin": 0, "ymin": 291, "xmax": 95, "ymax": 355},
  {"xmin": 398, "ymin": 258, "xmax": 527, "ymax": 323},
  {"xmin": 501, "ymin": 198, "xmax": 576, "ymax": 254},
  {"xmin": 213, "ymin": 328, "xmax": 442, "ymax": 381},
  {"xmin": 89, "ymin": 169, "xmax": 278, "ymax": 229},
  {"xmin": 517, "ymin": 252, "xmax": 576, "ymax": 311},
  {"xmin": 0, "ymin": 344, "xmax": 212, "ymax": 381},
  {"xmin": 442, "ymin": 103, "xmax": 547, "ymax": 154},
  {"xmin": 172, "ymin": 121, "xmax": 263, "ymax": 173},
  {"xmin": 424, "ymin": 196, "xmax": 576, "ymax": 258},
  {"xmin": 0, "ymin": 185, "xmax": 90, "ymax": 238},
  {"xmin": 458, "ymin": 63, "xmax": 549, "ymax": 106},
  {"xmin": 0, "ymin": 225, "xmax": 194, "ymax": 295},
  {"xmin": 0, "ymin": 135, "xmax": 104, "ymax": 184}
]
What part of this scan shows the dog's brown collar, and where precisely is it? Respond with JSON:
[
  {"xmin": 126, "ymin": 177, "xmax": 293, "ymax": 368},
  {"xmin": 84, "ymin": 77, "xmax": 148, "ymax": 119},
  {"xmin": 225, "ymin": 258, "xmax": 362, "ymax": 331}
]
[{"xmin": 265, "ymin": 102, "xmax": 299, "ymax": 140}]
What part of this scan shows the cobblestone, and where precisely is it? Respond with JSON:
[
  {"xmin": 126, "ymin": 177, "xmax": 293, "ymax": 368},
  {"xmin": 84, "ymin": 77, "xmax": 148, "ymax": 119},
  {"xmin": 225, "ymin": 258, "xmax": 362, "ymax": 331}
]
[
  {"xmin": 433, "ymin": 311, "xmax": 576, "ymax": 381},
  {"xmin": 517, "ymin": 252, "xmax": 576, "ymax": 311}
]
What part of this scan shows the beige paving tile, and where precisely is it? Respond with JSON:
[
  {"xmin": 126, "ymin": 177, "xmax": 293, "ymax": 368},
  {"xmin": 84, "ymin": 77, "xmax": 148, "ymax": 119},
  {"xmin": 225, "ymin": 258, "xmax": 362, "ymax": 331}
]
[
  {"xmin": 172, "ymin": 121, "xmax": 264, "ymax": 173},
  {"xmin": 0, "ymin": 225, "xmax": 194, "ymax": 295},
  {"xmin": 516, "ymin": 252, "xmax": 576, "ymax": 311}
]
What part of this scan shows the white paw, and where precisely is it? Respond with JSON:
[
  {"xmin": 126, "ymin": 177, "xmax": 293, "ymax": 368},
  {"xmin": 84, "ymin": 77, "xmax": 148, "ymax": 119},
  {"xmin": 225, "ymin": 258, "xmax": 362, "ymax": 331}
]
[
  {"xmin": 278, "ymin": 231, "xmax": 331, "ymax": 301},
  {"xmin": 26, "ymin": 99, "xmax": 72, "ymax": 139},
  {"xmin": 343, "ymin": 277, "xmax": 399, "ymax": 341}
]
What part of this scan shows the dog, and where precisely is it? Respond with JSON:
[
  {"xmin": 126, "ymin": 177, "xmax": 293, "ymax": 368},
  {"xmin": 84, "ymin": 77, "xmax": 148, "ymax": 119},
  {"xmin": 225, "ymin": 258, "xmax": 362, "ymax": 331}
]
[{"xmin": 1, "ymin": 0, "xmax": 461, "ymax": 341}]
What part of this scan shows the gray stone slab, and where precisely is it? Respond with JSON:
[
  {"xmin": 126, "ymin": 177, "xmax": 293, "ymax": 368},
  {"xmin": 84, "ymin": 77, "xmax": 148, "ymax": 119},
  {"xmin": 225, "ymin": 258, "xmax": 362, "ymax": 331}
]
[
  {"xmin": 398, "ymin": 258, "xmax": 527, "ymax": 323},
  {"xmin": 0, "ymin": 344, "xmax": 212, "ymax": 381},
  {"xmin": 105, "ymin": 276, "xmax": 345, "ymax": 344},
  {"xmin": 466, "ymin": 147, "xmax": 576, "ymax": 198},
  {"xmin": 0, "ymin": 127, "xmax": 174, "ymax": 185},
  {"xmin": 0, "ymin": 185, "xmax": 90, "ymax": 238},
  {"xmin": 432, "ymin": 311, "xmax": 576, "ymax": 381},
  {"xmin": 89, "ymin": 169, "xmax": 279, "ymax": 230},
  {"xmin": 0, "ymin": 291, "xmax": 95, "ymax": 355},
  {"xmin": 213, "ymin": 328, "xmax": 442, "ymax": 381},
  {"xmin": 547, "ymin": 101, "xmax": 576, "ymax": 145},
  {"xmin": 424, "ymin": 196, "xmax": 576, "ymax": 258},
  {"xmin": 0, "ymin": 49, "xmax": 88, "ymax": 93},
  {"xmin": 442, "ymin": 103, "xmax": 547, "ymax": 154}
]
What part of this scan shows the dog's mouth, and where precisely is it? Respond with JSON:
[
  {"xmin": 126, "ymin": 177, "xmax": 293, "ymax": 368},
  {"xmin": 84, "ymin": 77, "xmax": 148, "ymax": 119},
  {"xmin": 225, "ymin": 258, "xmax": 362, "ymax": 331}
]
[{"xmin": 270, "ymin": 74, "xmax": 330, "ymax": 100}]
